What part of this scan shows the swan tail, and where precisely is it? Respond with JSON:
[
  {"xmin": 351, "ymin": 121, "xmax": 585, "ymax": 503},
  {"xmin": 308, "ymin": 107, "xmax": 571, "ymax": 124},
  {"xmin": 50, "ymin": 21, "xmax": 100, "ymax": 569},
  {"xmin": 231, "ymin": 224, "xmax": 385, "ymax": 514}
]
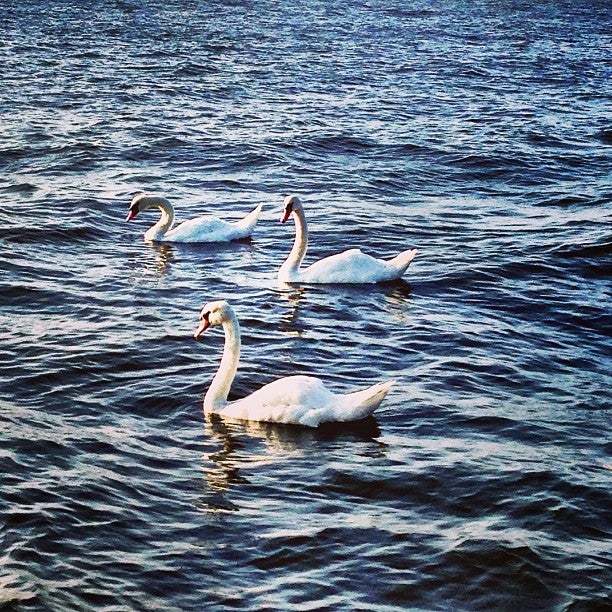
[
  {"xmin": 387, "ymin": 248, "xmax": 418, "ymax": 276},
  {"xmin": 234, "ymin": 204, "xmax": 263, "ymax": 235},
  {"xmin": 333, "ymin": 380, "xmax": 395, "ymax": 423}
]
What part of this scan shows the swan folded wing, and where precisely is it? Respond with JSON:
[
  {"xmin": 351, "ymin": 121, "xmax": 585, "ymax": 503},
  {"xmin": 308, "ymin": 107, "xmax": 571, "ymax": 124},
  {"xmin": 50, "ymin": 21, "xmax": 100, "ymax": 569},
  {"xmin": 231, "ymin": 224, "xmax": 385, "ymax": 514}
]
[
  {"xmin": 302, "ymin": 380, "xmax": 395, "ymax": 426},
  {"xmin": 301, "ymin": 249, "xmax": 399, "ymax": 284},
  {"xmin": 233, "ymin": 204, "xmax": 262, "ymax": 232},
  {"xmin": 163, "ymin": 217, "xmax": 235, "ymax": 242},
  {"xmin": 388, "ymin": 248, "xmax": 418, "ymax": 274},
  {"xmin": 216, "ymin": 375, "xmax": 338, "ymax": 426},
  {"xmin": 215, "ymin": 377, "xmax": 394, "ymax": 427},
  {"xmin": 164, "ymin": 205, "xmax": 262, "ymax": 243}
]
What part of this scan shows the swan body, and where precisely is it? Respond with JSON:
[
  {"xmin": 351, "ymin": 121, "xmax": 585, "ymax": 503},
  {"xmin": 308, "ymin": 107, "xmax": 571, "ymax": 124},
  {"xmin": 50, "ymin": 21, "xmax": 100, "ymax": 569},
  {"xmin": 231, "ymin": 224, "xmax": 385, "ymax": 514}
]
[
  {"xmin": 194, "ymin": 300, "xmax": 394, "ymax": 427},
  {"xmin": 278, "ymin": 195, "xmax": 417, "ymax": 284},
  {"xmin": 126, "ymin": 193, "xmax": 262, "ymax": 243}
]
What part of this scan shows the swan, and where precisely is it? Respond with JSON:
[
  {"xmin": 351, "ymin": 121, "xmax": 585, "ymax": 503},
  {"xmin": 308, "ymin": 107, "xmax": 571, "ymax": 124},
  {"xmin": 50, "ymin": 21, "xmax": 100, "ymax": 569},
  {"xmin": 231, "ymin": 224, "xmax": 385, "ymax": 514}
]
[
  {"xmin": 194, "ymin": 300, "xmax": 394, "ymax": 427},
  {"xmin": 126, "ymin": 192, "xmax": 262, "ymax": 243},
  {"xmin": 278, "ymin": 195, "xmax": 418, "ymax": 284}
]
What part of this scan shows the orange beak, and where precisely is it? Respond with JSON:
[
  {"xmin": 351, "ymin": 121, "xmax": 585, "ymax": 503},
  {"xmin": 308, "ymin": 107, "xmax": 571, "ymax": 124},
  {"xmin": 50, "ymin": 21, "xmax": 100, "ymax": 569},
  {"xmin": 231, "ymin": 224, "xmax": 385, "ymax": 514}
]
[
  {"xmin": 126, "ymin": 210, "xmax": 137, "ymax": 221},
  {"xmin": 280, "ymin": 209, "xmax": 291, "ymax": 223},
  {"xmin": 194, "ymin": 318, "xmax": 210, "ymax": 339}
]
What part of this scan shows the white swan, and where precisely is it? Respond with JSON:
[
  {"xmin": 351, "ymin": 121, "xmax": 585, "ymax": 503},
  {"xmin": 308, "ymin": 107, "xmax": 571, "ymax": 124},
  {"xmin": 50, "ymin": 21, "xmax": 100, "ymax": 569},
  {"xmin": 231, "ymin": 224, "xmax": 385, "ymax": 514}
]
[
  {"xmin": 126, "ymin": 193, "xmax": 262, "ymax": 243},
  {"xmin": 278, "ymin": 195, "xmax": 418, "ymax": 284},
  {"xmin": 194, "ymin": 300, "xmax": 394, "ymax": 427}
]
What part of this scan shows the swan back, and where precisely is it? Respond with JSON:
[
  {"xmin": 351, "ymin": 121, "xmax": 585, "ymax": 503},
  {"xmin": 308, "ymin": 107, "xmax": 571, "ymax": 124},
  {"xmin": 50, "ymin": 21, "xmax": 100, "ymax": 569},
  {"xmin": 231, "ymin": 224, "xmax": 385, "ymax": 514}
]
[
  {"xmin": 302, "ymin": 248, "xmax": 418, "ymax": 284},
  {"xmin": 164, "ymin": 204, "xmax": 262, "ymax": 242}
]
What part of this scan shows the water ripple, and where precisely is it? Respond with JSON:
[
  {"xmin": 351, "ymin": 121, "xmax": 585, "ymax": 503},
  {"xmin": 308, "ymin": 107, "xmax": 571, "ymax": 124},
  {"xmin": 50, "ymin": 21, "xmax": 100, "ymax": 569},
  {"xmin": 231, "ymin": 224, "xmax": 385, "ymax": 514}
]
[{"xmin": 1, "ymin": 0, "xmax": 611, "ymax": 610}]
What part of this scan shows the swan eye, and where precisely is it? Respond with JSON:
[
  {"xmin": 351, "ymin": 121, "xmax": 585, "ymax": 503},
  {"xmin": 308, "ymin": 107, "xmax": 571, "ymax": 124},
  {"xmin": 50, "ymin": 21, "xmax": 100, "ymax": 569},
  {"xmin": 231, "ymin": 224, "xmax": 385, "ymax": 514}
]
[
  {"xmin": 285, "ymin": 201, "xmax": 293, "ymax": 215},
  {"xmin": 201, "ymin": 311, "xmax": 210, "ymax": 323}
]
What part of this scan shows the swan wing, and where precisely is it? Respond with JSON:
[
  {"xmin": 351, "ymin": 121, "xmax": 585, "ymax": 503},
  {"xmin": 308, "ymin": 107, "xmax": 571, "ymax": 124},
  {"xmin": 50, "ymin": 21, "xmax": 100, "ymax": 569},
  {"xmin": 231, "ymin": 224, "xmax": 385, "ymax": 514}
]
[
  {"xmin": 315, "ymin": 379, "xmax": 394, "ymax": 424},
  {"xmin": 215, "ymin": 376, "xmax": 393, "ymax": 427},
  {"xmin": 216, "ymin": 375, "xmax": 333, "ymax": 425},
  {"xmin": 301, "ymin": 248, "xmax": 413, "ymax": 284},
  {"xmin": 164, "ymin": 205, "xmax": 262, "ymax": 243},
  {"xmin": 232, "ymin": 204, "xmax": 262, "ymax": 233}
]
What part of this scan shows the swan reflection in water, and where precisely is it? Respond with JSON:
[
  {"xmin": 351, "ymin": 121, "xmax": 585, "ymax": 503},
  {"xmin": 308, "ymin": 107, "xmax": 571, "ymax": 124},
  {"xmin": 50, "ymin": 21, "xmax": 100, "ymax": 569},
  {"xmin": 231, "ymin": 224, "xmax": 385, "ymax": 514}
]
[
  {"xmin": 274, "ymin": 279, "xmax": 413, "ymax": 336},
  {"xmin": 275, "ymin": 284, "xmax": 306, "ymax": 336},
  {"xmin": 130, "ymin": 241, "xmax": 175, "ymax": 280},
  {"xmin": 148, "ymin": 242, "xmax": 175, "ymax": 276},
  {"xmin": 200, "ymin": 414, "xmax": 383, "ymax": 512},
  {"xmin": 381, "ymin": 279, "xmax": 415, "ymax": 324}
]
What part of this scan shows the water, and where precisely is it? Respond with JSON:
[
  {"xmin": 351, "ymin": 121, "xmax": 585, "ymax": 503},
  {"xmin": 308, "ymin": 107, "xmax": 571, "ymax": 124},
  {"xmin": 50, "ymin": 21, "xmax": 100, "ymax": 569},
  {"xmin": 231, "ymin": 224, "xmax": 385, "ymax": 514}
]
[{"xmin": 1, "ymin": 0, "xmax": 611, "ymax": 609}]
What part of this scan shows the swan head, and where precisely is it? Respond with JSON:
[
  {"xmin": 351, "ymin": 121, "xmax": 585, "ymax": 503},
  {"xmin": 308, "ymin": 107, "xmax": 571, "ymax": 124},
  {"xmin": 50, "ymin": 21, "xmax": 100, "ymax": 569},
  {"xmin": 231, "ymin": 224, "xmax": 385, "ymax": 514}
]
[
  {"xmin": 280, "ymin": 195, "xmax": 302, "ymax": 223},
  {"xmin": 126, "ymin": 192, "xmax": 170, "ymax": 221},
  {"xmin": 194, "ymin": 300, "xmax": 233, "ymax": 339}
]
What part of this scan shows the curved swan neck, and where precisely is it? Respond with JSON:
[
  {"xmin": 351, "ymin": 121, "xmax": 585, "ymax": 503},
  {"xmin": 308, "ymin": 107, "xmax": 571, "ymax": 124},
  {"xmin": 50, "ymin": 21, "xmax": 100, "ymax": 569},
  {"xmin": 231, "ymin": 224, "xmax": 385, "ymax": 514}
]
[
  {"xmin": 279, "ymin": 206, "xmax": 308, "ymax": 281},
  {"xmin": 204, "ymin": 310, "xmax": 241, "ymax": 413},
  {"xmin": 144, "ymin": 198, "xmax": 175, "ymax": 241}
]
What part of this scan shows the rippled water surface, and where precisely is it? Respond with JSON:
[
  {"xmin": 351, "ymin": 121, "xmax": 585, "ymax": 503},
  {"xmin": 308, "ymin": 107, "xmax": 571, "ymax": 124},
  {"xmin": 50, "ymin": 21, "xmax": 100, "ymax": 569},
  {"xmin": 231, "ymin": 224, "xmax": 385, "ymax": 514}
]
[{"xmin": 1, "ymin": 0, "xmax": 611, "ymax": 610}]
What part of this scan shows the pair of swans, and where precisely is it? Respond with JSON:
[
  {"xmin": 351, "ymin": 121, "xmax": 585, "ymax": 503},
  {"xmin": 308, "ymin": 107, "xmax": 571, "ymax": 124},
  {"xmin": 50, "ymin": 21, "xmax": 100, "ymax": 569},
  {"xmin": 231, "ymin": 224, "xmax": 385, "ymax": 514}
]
[{"xmin": 126, "ymin": 193, "xmax": 417, "ymax": 285}]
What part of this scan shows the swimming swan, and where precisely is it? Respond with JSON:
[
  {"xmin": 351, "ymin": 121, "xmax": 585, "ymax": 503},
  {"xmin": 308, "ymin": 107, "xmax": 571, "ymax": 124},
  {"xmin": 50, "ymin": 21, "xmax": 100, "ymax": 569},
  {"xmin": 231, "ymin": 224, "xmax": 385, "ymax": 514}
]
[
  {"xmin": 194, "ymin": 300, "xmax": 394, "ymax": 427},
  {"xmin": 278, "ymin": 195, "xmax": 418, "ymax": 283},
  {"xmin": 126, "ymin": 193, "xmax": 262, "ymax": 243}
]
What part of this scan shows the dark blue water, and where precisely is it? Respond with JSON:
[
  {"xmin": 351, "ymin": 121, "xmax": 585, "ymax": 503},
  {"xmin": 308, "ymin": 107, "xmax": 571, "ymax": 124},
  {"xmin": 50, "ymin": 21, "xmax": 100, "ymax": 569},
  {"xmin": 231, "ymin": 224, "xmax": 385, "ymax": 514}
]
[{"xmin": 1, "ymin": 1, "xmax": 611, "ymax": 610}]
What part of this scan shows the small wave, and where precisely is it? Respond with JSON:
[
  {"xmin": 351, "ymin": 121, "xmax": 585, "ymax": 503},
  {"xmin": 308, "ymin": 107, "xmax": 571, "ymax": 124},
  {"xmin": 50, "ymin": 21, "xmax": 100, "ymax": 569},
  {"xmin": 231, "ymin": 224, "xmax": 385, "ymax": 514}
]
[
  {"xmin": 303, "ymin": 134, "xmax": 376, "ymax": 155},
  {"xmin": 0, "ymin": 182, "xmax": 38, "ymax": 194},
  {"xmin": 151, "ymin": 135, "xmax": 192, "ymax": 149},
  {"xmin": 450, "ymin": 414, "xmax": 557, "ymax": 445},
  {"xmin": 370, "ymin": 142, "xmax": 434, "ymax": 160},
  {"xmin": 535, "ymin": 194, "xmax": 597, "ymax": 207},
  {"xmin": 8, "ymin": 141, "xmax": 105, "ymax": 175},
  {"xmin": 0, "ymin": 146, "xmax": 29, "ymax": 163},
  {"xmin": 446, "ymin": 152, "xmax": 533, "ymax": 172},
  {"xmin": 555, "ymin": 238, "xmax": 612, "ymax": 258},
  {"xmin": 0, "ymin": 225, "xmax": 104, "ymax": 245},
  {"xmin": 234, "ymin": 151, "xmax": 274, "ymax": 170},
  {"xmin": 175, "ymin": 60, "xmax": 219, "ymax": 77},
  {"xmin": 0, "ymin": 583, "xmax": 38, "ymax": 607},
  {"xmin": 524, "ymin": 130, "xmax": 580, "ymax": 149},
  {"xmin": 594, "ymin": 128, "xmax": 612, "ymax": 145},
  {"xmin": 436, "ymin": 540, "xmax": 562, "ymax": 609}
]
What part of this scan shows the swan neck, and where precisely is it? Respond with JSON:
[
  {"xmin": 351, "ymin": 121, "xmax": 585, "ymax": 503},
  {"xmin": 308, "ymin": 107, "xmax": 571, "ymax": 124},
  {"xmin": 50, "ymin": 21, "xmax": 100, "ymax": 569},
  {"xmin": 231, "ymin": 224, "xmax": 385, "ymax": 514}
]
[
  {"xmin": 145, "ymin": 199, "xmax": 175, "ymax": 241},
  {"xmin": 204, "ymin": 312, "xmax": 241, "ymax": 413},
  {"xmin": 280, "ymin": 207, "xmax": 308, "ymax": 280}
]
